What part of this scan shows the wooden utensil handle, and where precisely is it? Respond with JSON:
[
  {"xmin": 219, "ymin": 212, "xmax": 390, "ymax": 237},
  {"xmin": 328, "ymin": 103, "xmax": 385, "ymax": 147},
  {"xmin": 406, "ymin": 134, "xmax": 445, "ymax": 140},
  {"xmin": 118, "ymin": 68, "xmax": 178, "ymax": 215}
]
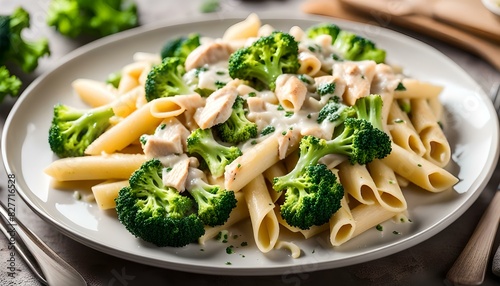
[{"xmin": 446, "ymin": 191, "xmax": 500, "ymax": 285}]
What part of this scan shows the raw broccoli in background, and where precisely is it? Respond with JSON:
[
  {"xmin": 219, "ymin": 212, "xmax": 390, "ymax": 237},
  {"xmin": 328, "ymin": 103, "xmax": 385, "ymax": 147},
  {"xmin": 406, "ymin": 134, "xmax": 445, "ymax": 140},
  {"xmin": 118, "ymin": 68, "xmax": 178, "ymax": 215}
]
[
  {"xmin": 115, "ymin": 159, "xmax": 205, "ymax": 247},
  {"xmin": 213, "ymin": 95, "xmax": 258, "ymax": 144},
  {"xmin": 228, "ymin": 31, "xmax": 300, "ymax": 91},
  {"xmin": 186, "ymin": 128, "xmax": 242, "ymax": 178},
  {"xmin": 0, "ymin": 7, "xmax": 50, "ymax": 103},
  {"xmin": 144, "ymin": 57, "xmax": 193, "ymax": 101},
  {"xmin": 160, "ymin": 33, "xmax": 201, "ymax": 63},
  {"xmin": 185, "ymin": 168, "xmax": 237, "ymax": 227},
  {"xmin": 46, "ymin": 0, "xmax": 138, "ymax": 38},
  {"xmin": 306, "ymin": 23, "xmax": 386, "ymax": 63},
  {"xmin": 0, "ymin": 66, "xmax": 22, "ymax": 103},
  {"xmin": 48, "ymin": 104, "xmax": 114, "ymax": 158}
]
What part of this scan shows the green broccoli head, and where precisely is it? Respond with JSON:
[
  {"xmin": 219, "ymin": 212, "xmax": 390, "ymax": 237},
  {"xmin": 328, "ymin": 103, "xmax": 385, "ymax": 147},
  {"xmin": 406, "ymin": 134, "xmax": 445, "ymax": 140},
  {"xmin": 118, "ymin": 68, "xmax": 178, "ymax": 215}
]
[
  {"xmin": 47, "ymin": 0, "xmax": 138, "ymax": 38},
  {"xmin": 1, "ymin": 7, "xmax": 50, "ymax": 73},
  {"xmin": 145, "ymin": 57, "xmax": 193, "ymax": 101},
  {"xmin": 330, "ymin": 117, "xmax": 392, "ymax": 165},
  {"xmin": 317, "ymin": 82, "xmax": 336, "ymax": 96},
  {"xmin": 186, "ymin": 128, "xmax": 242, "ymax": 177},
  {"xmin": 115, "ymin": 159, "xmax": 205, "ymax": 247},
  {"xmin": 228, "ymin": 31, "xmax": 300, "ymax": 91},
  {"xmin": 353, "ymin": 94, "xmax": 384, "ymax": 131},
  {"xmin": 333, "ymin": 30, "xmax": 385, "ymax": 63},
  {"xmin": 0, "ymin": 66, "xmax": 22, "ymax": 102},
  {"xmin": 48, "ymin": 104, "xmax": 114, "ymax": 158},
  {"xmin": 214, "ymin": 96, "xmax": 258, "ymax": 144},
  {"xmin": 317, "ymin": 97, "xmax": 356, "ymax": 126},
  {"xmin": 306, "ymin": 23, "xmax": 341, "ymax": 43},
  {"xmin": 276, "ymin": 164, "xmax": 344, "ymax": 230},
  {"xmin": 186, "ymin": 175, "xmax": 237, "ymax": 227},
  {"xmin": 161, "ymin": 33, "xmax": 201, "ymax": 62}
]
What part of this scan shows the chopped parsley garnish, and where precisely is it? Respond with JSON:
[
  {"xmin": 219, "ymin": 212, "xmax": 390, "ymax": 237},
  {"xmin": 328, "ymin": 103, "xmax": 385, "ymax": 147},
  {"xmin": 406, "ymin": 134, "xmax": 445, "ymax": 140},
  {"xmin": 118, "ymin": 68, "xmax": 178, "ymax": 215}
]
[
  {"xmin": 395, "ymin": 82, "xmax": 407, "ymax": 91},
  {"xmin": 260, "ymin": 126, "xmax": 275, "ymax": 136}
]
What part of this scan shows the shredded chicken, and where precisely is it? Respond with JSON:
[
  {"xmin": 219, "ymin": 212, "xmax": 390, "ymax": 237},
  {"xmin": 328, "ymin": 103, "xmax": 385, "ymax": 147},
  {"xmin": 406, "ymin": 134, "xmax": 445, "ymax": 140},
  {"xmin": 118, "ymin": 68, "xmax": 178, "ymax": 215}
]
[
  {"xmin": 193, "ymin": 82, "xmax": 238, "ymax": 129},
  {"xmin": 185, "ymin": 41, "xmax": 233, "ymax": 71},
  {"xmin": 161, "ymin": 154, "xmax": 190, "ymax": 192},
  {"xmin": 142, "ymin": 118, "xmax": 191, "ymax": 158},
  {"xmin": 333, "ymin": 61, "xmax": 376, "ymax": 105}
]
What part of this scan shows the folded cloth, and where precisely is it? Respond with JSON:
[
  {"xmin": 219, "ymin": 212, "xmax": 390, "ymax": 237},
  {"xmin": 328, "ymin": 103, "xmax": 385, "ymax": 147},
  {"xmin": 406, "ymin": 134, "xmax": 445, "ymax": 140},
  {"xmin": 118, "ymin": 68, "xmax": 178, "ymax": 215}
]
[{"xmin": 301, "ymin": 0, "xmax": 500, "ymax": 71}]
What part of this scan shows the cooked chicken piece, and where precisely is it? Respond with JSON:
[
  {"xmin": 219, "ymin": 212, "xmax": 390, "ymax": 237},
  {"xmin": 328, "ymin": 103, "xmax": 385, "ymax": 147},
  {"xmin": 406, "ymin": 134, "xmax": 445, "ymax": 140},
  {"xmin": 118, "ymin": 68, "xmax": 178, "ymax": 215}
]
[
  {"xmin": 193, "ymin": 83, "xmax": 238, "ymax": 129},
  {"xmin": 142, "ymin": 118, "xmax": 191, "ymax": 158},
  {"xmin": 333, "ymin": 61, "xmax": 376, "ymax": 105},
  {"xmin": 162, "ymin": 154, "xmax": 190, "ymax": 192},
  {"xmin": 185, "ymin": 41, "xmax": 233, "ymax": 71}
]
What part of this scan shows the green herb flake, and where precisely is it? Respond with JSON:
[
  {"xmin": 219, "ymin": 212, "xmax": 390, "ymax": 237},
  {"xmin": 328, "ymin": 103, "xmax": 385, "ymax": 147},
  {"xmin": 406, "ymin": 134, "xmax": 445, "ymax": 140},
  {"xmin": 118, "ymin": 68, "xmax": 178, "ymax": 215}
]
[
  {"xmin": 248, "ymin": 92, "xmax": 257, "ymax": 97},
  {"xmin": 241, "ymin": 241, "xmax": 248, "ymax": 247},
  {"xmin": 226, "ymin": 247, "xmax": 234, "ymax": 254},
  {"xmin": 376, "ymin": 224, "xmax": 383, "ymax": 231},
  {"xmin": 393, "ymin": 118, "xmax": 404, "ymax": 124},
  {"xmin": 393, "ymin": 231, "xmax": 401, "ymax": 235},
  {"xmin": 395, "ymin": 82, "xmax": 407, "ymax": 91}
]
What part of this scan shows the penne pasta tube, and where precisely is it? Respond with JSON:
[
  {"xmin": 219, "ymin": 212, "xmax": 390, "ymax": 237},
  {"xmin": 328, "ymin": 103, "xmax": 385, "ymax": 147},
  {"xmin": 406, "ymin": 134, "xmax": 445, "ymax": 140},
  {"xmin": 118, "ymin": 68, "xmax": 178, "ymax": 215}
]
[
  {"xmin": 242, "ymin": 174, "xmax": 279, "ymax": 253},
  {"xmin": 329, "ymin": 195, "xmax": 356, "ymax": 246},
  {"xmin": 366, "ymin": 159, "xmax": 407, "ymax": 213},
  {"xmin": 381, "ymin": 143, "xmax": 458, "ymax": 192},
  {"xmin": 297, "ymin": 51, "xmax": 322, "ymax": 76},
  {"xmin": 222, "ymin": 13, "xmax": 261, "ymax": 41},
  {"xmin": 351, "ymin": 202, "xmax": 398, "ymax": 238},
  {"xmin": 44, "ymin": 153, "xmax": 147, "ymax": 181},
  {"xmin": 337, "ymin": 161, "xmax": 377, "ymax": 205},
  {"xmin": 410, "ymin": 98, "xmax": 451, "ymax": 167},
  {"xmin": 92, "ymin": 179, "xmax": 129, "ymax": 210},
  {"xmin": 393, "ymin": 78, "xmax": 444, "ymax": 99},
  {"xmin": 387, "ymin": 102, "xmax": 426, "ymax": 156},
  {"xmin": 149, "ymin": 94, "xmax": 205, "ymax": 119},
  {"xmin": 72, "ymin": 79, "xmax": 117, "ymax": 108},
  {"xmin": 110, "ymin": 86, "xmax": 143, "ymax": 118},
  {"xmin": 85, "ymin": 101, "xmax": 163, "ymax": 155},
  {"xmin": 224, "ymin": 132, "xmax": 299, "ymax": 192},
  {"xmin": 262, "ymin": 161, "xmax": 287, "ymax": 203}
]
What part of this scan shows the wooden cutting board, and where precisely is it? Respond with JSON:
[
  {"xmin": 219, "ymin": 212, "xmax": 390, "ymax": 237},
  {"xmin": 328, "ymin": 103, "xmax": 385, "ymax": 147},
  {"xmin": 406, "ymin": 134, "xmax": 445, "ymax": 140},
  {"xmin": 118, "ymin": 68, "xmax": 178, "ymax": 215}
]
[{"xmin": 301, "ymin": 0, "xmax": 500, "ymax": 71}]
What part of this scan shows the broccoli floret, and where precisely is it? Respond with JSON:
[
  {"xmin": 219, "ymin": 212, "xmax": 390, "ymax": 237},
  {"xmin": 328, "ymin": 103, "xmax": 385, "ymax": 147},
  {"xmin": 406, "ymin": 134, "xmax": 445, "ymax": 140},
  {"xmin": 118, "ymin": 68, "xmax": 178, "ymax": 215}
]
[
  {"xmin": 274, "ymin": 161, "xmax": 343, "ymax": 230},
  {"xmin": 186, "ymin": 128, "xmax": 242, "ymax": 177},
  {"xmin": 260, "ymin": 125, "xmax": 276, "ymax": 136},
  {"xmin": 145, "ymin": 57, "xmax": 193, "ymax": 101},
  {"xmin": 115, "ymin": 159, "xmax": 205, "ymax": 247},
  {"xmin": 105, "ymin": 70, "xmax": 122, "ymax": 88},
  {"xmin": 317, "ymin": 82, "xmax": 336, "ymax": 96},
  {"xmin": 0, "ymin": 7, "xmax": 50, "ymax": 73},
  {"xmin": 0, "ymin": 66, "xmax": 22, "ymax": 102},
  {"xmin": 47, "ymin": 0, "xmax": 138, "ymax": 38},
  {"xmin": 228, "ymin": 31, "xmax": 300, "ymax": 91},
  {"xmin": 317, "ymin": 98, "xmax": 356, "ymax": 126},
  {"xmin": 353, "ymin": 94, "xmax": 384, "ymax": 131},
  {"xmin": 332, "ymin": 30, "xmax": 386, "ymax": 63},
  {"xmin": 161, "ymin": 33, "xmax": 201, "ymax": 62},
  {"xmin": 306, "ymin": 23, "xmax": 341, "ymax": 43},
  {"xmin": 186, "ymin": 171, "xmax": 237, "ymax": 226},
  {"xmin": 214, "ymin": 96, "xmax": 257, "ymax": 144},
  {"xmin": 48, "ymin": 104, "xmax": 114, "ymax": 158},
  {"xmin": 200, "ymin": 0, "xmax": 220, "ymax": 13}
]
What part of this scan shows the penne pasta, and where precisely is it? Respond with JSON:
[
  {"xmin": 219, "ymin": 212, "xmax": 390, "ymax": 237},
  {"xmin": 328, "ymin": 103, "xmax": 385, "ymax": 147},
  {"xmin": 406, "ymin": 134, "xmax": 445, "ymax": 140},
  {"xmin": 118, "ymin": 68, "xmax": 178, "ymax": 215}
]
[
  {"xmin": 242, "ymin": 174, "xmax": 279, "ymax": 253},
  {"xmin": 381, "ymin": 143, "xmax": 458, "ymax": 192},
  {"xmin": 44, "ymin": 153, "xmax": 147, "ymax": 181}
]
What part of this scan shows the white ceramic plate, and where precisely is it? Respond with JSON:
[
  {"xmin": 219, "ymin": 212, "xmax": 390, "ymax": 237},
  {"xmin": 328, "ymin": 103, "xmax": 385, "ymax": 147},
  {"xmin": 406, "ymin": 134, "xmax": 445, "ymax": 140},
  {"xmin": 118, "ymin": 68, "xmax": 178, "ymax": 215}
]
[{"xmin": 2, "ymin": 14, "xmax": 499, "ymax": 275}]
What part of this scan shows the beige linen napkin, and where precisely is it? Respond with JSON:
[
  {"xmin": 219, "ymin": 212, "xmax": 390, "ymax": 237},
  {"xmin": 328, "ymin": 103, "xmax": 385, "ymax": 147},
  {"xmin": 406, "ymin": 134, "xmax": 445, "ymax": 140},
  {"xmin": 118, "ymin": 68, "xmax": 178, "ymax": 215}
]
[{"xmin": 302, "ymin": 0, "xmax": 500, "ymax": 71}]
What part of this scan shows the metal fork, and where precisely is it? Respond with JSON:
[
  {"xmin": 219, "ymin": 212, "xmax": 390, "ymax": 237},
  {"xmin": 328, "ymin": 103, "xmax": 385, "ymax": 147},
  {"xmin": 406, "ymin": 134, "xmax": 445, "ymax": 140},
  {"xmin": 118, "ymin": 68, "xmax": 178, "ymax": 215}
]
[
  {"xmin": 0, "ymin": 200, "xmax": 87, "ymax": 286},
  {"xmin": 446, "ymin": 83, "xmax": 500, "ymax": 285}
]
